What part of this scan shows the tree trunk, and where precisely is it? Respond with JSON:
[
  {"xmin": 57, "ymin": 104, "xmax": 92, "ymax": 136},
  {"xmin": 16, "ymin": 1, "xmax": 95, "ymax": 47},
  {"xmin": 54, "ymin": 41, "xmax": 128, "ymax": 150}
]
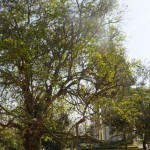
[
  {"xmin": 143, "ymin": 133, "xmax": 147, "ymax": 150},
  {"xmin": 143, "ymin": 140, "xmax": 147, "ymax": 150},
  {"xmin": 24, "ymin": 132, "xmax": 41, "ymax": 150},
  {"xmin": 124, "ymin": 135, "xmax": 128, "ymax": 150}
]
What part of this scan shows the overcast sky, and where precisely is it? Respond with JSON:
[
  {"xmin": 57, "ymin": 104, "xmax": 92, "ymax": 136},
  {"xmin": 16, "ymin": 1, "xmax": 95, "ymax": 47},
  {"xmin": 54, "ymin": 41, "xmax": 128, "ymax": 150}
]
[{"xmin": 119, "ymin": 0, "xmax": 150, "ymax": 62}]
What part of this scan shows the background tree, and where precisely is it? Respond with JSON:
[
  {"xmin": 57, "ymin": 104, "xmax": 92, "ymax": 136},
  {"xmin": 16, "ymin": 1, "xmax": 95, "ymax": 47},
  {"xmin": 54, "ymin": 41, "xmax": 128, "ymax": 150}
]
[
  {"xmin": 133, "ymin": 88, "xmax": 150, "ymax": 150},
  {"xmin": 101, "ymin": 88, "xmax": 136, "ymax": 149},
  {"xmin": 102, "ymin": 64, "xmax": 150, "ymax": 150},
  {"xmin": 133, "ymin": 65, "xmax": 150, "ymax": 150}
]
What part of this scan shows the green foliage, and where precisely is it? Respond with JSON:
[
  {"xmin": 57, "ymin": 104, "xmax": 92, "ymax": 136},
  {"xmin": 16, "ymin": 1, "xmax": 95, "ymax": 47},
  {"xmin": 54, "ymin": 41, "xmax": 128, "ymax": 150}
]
[
  {"xmin": 0, "ymin": 128, "xmax": 23, "ymax": 150},
  {"xmin": 102, "ymin": 75, "xmax": 150, "ymax": 143}
]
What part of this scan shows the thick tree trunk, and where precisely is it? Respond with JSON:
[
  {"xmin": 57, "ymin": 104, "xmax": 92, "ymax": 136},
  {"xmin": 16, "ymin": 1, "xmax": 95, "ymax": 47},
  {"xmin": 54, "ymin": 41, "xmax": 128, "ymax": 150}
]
[{"xmin": 24, "ymin": 132, "xmax": 41, "ymax": 150}]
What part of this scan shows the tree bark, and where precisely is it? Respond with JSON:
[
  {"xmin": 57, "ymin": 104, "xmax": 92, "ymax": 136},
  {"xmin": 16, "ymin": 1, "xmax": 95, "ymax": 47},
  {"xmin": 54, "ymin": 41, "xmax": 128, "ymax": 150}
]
[
  {"xmin": 24, "ymin": 132, "xmax": 41, "ymax": 150},
  {"xmin": 143, "ymin": 140, "xmax": 147, "ymax": 150},
  {"xmin": 143, "ymin": 133, "xmax": 147, "ymax": 150}
]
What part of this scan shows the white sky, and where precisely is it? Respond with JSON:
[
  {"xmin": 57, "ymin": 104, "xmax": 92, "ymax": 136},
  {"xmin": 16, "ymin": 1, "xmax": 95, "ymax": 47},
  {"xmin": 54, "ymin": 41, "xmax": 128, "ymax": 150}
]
[{"xmin": 119, "ymin": 0, "xmax": 150, "ymax": 62}]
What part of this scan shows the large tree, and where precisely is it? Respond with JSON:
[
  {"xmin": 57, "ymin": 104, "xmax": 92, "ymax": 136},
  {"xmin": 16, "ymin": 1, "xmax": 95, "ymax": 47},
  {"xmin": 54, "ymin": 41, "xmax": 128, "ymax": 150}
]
[{"xmin": 0, "ymin": 0, "xmax": 133, "ymax": 149}]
